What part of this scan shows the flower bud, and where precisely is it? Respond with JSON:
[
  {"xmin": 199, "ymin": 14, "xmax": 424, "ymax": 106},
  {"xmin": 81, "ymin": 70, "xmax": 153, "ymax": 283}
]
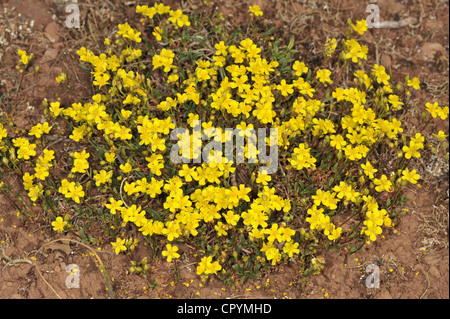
[
  {"xmin": 359, "ymin": 175, "xmax": 365, "ymax": 184},
  {"xmin": 9, "ymin": 149, "xmax": 16, "ymax": 161},
  {"xmin": 421, "ymin": 111, "xmax": 427, "ymax": 121}
]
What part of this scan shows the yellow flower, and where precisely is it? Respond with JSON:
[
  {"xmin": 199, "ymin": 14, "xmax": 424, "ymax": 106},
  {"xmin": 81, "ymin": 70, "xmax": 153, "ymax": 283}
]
[
  {"xmin": 28, "ymin": 122, "xmax": 52, "ymax": 138},
  {"xmin": 71, "ymin": 150, "xmax": 90, "ymax": 174},
  {"xmin": 121, "ymin": 109, "xmax": 132, "ymax": 119},
  {"xmin": 161, "ymin": 221, "xmax": 181, "ymax": 241},
  {"xmin": 197, "ymin": 256, "xmax": 222, "ymax": 276},
  {"xmin": 283, "ymin": 241, "xmax": 300, "ymax": 257},
  {"xmin": 401, "ymin": 168, "xmax": 420, "ymax": 184},
  {"xmin": 153, "ymin": 26, "xmax": 163, "ymax": 41},
  {"xmin": 105, "ymin": 197, "xmax": 123, "ymax": 215},
  {"xmin": 433, "ymin": 130, "xmax": 448, "ymax": 141},
  {"xmin": 23, "ymin": 172, "xmax": 35, "ymax": 191},
  {"xmin": 67, "ymin": 183, "xmax": 84, "ymax": 203},
  {"xmin": 178, "ymin": 164, "xmax": 198, "ymax": 182},
  {"xmin": 426, "ymin": 102, "xmax": 440, "ymax": 118},
  {"xmin": 344, "ymin": 39, "xmax": 368, "ymax": 63},
  {"xmin": 363, "ymin": 219, "xmax": 382, "ymax": 241},
  {"xmin": 168, "ymin": 9, "xmax": 191, "ymax": 27},
  {"xmin": 162, "ymin": 244, "xmax": 180, "ymax": 262},
  {"xmin": 0, "ymin": 123, "xmax": 7, "ymax": 140},
  {"xmin": 316, "ymin": 69, "xmax": 333, "ymax": 85},
  {"xmin": 265, "ymin": 247, "xmax": 281, "ymax": 265},
  {"xmin": 105, "ymin": 152, "xmax": 116, "ymax": 163},
  {"xmin": 52, "ymin": 217, "xmax": 67, "ymax": 233},
  {"xmin": 94, "ymin": 170, "xmax": 113, "ymax": 186},
  {"xmin": 55, "ymin": 72, "xmax": 67, "ymax": 84},
  {"xmin": 330, "ymin": 134, "xmax": 347, "ymax": 150},
  {"xmin": 249, "ymin": 5, "xmax": 263, "ymax": 17},
  {"xmin": 13, "ymin": 138, "xmax": 36, "ymax": 160},
  {"xmin": 292, "ymin": 61, "xmax": 308, "ymax": 77},
  {"xmin": 326, "ymin": 225, "xmax": 342, "ymax": 241},
  {"xmin": 145, "ymin": 153, "xmax": 164, "ymax": 176},
  {"xmin": 276, "ymin": 79, "xmax": 294, "ymax": 96},
  {"xmin": 373, "ymin": 175, "xmax": 392, "ymax": 192},
  {"xmin": 224, "ymin": 210, "xmax": 240, "ymax": 226},
  {"xmin": 34, "ymin": 164, "xmax": 49, "ymax": 180},
  {"xmin": 58, "ymin": 179, "xmax": 72, "ymax": 195},
  {"xmin": 167, "ymin": 74, "xmax": 179, "ymax": 83},
  {"xmin": 388, "ymin": 94, "xmax": 404, "ymax": 110},
  {"xmin": 333, "ymin": 181, "xmax": 359, "ymax": 202},
  {"xmin": 372, "ymin": 64, "xmax": 390, "ymax": 85},
  {"xmin": 70, "ymin": 125, "xmax": 87, "ymax": 142},
  {"xmin": 214, "ymin": 41, "xmax": 228, "ymax": 56},
  {"xmin": 111, "ymin": 238, "xmax": 127, "ymax": 255},
  {"xmin": 214, "ymin": 221, "xmax": 228, "ymax": 237},
  {"xmin": 324, "ymin": 38, "xmax": 337, "ymax": 57},
  {"xmin": 437, "ymin": 106, "xmax": 449, "ymax": 120},
  {"xmin": 361, "ymin": 161, "xmax": 377, "ymax": 179},
  {"xmin": 120, "ymin": 162, "xmax": 133, "ymax": 173},
  {"xmin": 256, "ymin": 170, "xmax": 271, "ymax": 185},
  {"xmin": 27, "ymin": 185, "xmax": 42, "ymax": 202},
  {"xmin": 407, "ymin": 77, "xmax": 420, "ymax": 90},
  {"xmin": 352, "ymin": 19, "xmax": 368, "ymax": 35},
  {"xmin": 17, "ymin": 49, "xmax": 33, "ymax": 66}
]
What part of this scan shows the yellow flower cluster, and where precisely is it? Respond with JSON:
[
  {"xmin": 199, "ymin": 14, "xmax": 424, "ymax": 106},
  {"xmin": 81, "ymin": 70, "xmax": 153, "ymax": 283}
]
[
  {"xmin": 361, "ymin": 195, "xmax": 392, "ymax": 242},
  {"xmin": 197, "ymin": 256, "xmax": 222, "ymax": 277},
  {"xmin": 289, "ymin": 143, "xmax": 317, "ymax": 170},
  {"xmin": 28, "ymin": 122, "xmax": 52, "ymax": 139},
  {"xmin": 306, "ymin": 205, "xmax": 342, "ymax": 241},
  {"xmin": 402, "ymin": 133, "xmax": 424, "ymax": 159},
  {"xmin": 5, "ymin": 4, "xmax": 447, "ymax": 283},
  {"xmin": 12, "ymin": 137, "xmax": 36, "ymax": 160},
  {"xmin": 59, "ymin": 179, "xmax": 85, "ymax": 203},
  {"xmin": 137, "ymin": 3, "xmax": 190, "ymax": 28},
  {"xmin": 426, "ymin": 101, "xmax": 449, "ymax": 120},
  {"xmin": 21, "ymin": 146, "xmax": 53, "ymax": 202},
  {"xmin": 17, "ymin": 49, "xmax": 33, "ymax": 66}
]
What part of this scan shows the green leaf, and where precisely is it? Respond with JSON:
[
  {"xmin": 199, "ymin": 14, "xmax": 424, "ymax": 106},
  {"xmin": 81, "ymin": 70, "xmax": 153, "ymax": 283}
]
[
  {"xmin": 146, "ymin": 208, "xmax": 163, "ymax": 221},
  {"xmin": 349, "ymin": 246, "xmax": 359, "ymax": 254},
  {"xmin": 246, "ymin": 272, "xmax": 259, "ymax": 280},
  {"xmin": 78, "ymin": 64, "xmax": 91, "ymax": 72},
  {"xmin": 232, "ymin": 264, "xmax": 244, "ymax": 273},
  {"xmin": 287, "ymin": 36, "xmax": 295, "ymax": 50}
]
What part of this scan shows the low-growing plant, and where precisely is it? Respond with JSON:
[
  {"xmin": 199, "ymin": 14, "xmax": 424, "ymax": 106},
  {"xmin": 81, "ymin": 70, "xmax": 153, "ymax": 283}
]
[{"xmin": 0, "ymin": 2, "xmax": 448, "ymax": 284}]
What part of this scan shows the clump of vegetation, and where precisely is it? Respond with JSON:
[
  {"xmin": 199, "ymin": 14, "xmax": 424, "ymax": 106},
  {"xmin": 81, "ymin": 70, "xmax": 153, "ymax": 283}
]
[{"xmin": 0, "ymin": 2, "xmax": 448, "ymax": 285}]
